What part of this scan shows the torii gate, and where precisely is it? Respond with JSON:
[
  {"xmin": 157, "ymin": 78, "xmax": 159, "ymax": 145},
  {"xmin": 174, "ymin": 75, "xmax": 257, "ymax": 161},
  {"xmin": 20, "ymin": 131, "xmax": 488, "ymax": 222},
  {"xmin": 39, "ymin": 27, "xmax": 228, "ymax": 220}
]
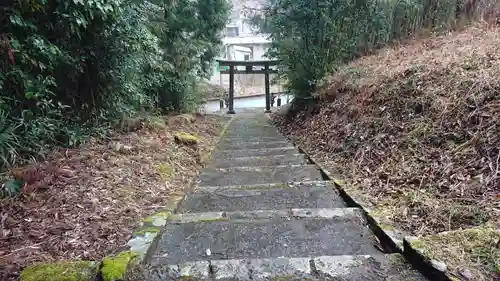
[{"xmin": 217, "ymin": 59, "xmax": 280, "ymax": 114}]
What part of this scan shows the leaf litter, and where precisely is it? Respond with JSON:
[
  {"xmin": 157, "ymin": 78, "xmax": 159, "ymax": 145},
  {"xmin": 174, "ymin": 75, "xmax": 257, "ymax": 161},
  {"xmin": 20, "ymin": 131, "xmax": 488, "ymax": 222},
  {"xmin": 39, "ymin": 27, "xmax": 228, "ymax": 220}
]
[
  {"xmin": 273, "ymin": 23, "xmax": 500, "ymax": 280},
  {"xmin": 0, "ymin": 114, "xmax": 229, "ymax": 281}
]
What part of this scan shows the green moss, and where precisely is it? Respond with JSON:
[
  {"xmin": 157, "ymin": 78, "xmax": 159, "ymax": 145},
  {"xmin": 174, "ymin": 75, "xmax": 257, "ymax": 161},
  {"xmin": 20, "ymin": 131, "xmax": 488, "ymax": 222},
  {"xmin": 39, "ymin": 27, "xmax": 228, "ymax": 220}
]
[
  {"xmin": 135, "ymin": 226, "xmax": 160, "ymax": 236},
  {"xmin": 141, "ymin": 216, "xmax": 154, "ymax": 223},
  {"xmin": 174, "ymin": 132, "xmax": 200, "ymax": 145},
  {"xmin": 101, "ymin": 251, "xmax": 138, "ymax": 281},
  {"xmin": 197, "ymin": 217, "xmax": 228, "ymax": 223},
  {"xmin": 235, "ymin": 183, "xmax": 289, "ymax": 190},
  {"xmin": 369, "ymin": 206, "xmax": 393, "ymax": 220},
  {"xmin": 395, "ymin": 240, "xmax": 404, "ymax": 249},
  {"xmin": 156, "ymin": 163, "xmax": 173, "ymax": 180},
  {"xmin": 145, "ymin": 116, "xmax": 167, "ymax": 130},
  {"xmin": 409, "ymin": 239, "xmax": 425, "ymax": 250},
  {"xmin": 331, "ymin": 178, "xmax": 345, "ymax": 186},
  {"xmin": 410, "ymin": 227, "xmax": 500, "ymax": 275},
  {"xmin": 378, "ymin": 223, "xmax": 394, "ymax": 231},
  {"xmin": 169, "ymin": 213, "xmax": 227, "ymax": 223},
  {"xmin": 141, "ymin": 211, "xmax": 172, "ymax": 223},
  {"xmin": 20, "ymin": 261, "xmax": 97, "ymax": 281}
]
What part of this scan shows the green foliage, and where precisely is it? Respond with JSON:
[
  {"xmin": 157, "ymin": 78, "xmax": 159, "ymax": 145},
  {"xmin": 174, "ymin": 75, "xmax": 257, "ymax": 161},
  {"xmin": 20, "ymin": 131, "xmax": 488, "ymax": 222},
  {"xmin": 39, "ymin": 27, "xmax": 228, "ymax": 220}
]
[
  {"xmin": 0, "ymin": 0, "xmax": 229, "ymax": 170},
  {"xmin": 1, "ymin": 179, "xmax": 23, "ymax": 197},
  {"xmin": 252, "ymin": 0, "xmax": 498, "ymax": 98}
]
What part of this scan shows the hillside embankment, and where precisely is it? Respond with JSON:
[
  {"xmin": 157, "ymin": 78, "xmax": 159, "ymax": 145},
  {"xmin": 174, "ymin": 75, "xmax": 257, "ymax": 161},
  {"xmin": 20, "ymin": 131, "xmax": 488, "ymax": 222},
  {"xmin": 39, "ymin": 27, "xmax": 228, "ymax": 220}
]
[
  {"xmin": 273, "ymin": 23, "xmax": 500, "ymax": 280},
  {"xmin": 0, "ymin": 114, "xmax": 229, "ymax": 281}
]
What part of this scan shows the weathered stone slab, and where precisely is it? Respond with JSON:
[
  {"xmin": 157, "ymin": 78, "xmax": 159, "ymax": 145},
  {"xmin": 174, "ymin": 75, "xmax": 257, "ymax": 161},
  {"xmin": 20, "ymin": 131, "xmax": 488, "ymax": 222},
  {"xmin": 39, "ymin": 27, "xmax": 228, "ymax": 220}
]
[
  {"xmin": 145, "ymin": 261, "xmax": 210, "ymax": 281},
  {"xmin": 211, "ymin": 153, "xmax": 308, "ymax": 168},
  {"xmin": 143, "ymin": 254, "xmax": 428, "ymax": 281},
  {"xmin": 211, "ymin": 147, "xmax": 298, "ymax": 159},
  {"xmin": 314, "ymin": 254, "xmax": 429, "ymax": 281},
  {"xmin": 217, "ymin": 140, "xmax": 293, "ymax": 150},
  {"xmin": 178, "ymin": 182, "xmax": 345, "ymax": 212},
  {"xmin": 168, "ymin": 208, "xmax": 359, "ymax": 223},
  {"xmin": 223, "ymin": 127, "xmax": 283, "ymax": 138},
  {"xmin": 197, "ymin": 165, "xmax": 322, "ymax": 186},
  {"xmin": 150, "ymin": 217, "xmax": 379, "ymax": 265},
  {"xmin": 211, "ymin": 257, "xmax": 312, "ymax": 281},
  {"xmin": 220, "ymin": 136, "xmax": 289, "ymax": 143}
]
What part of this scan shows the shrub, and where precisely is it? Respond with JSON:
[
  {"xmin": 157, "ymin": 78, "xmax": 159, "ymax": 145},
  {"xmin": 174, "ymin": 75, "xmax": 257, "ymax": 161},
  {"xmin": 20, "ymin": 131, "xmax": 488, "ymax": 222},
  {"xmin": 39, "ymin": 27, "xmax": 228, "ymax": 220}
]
[
  {"xmin": 252, "ymin": 0, "xmax": 500, "ymax": 98},
  {"xmin": 0, "ymin": 0, "xmax": 229, "ymax": 170}
]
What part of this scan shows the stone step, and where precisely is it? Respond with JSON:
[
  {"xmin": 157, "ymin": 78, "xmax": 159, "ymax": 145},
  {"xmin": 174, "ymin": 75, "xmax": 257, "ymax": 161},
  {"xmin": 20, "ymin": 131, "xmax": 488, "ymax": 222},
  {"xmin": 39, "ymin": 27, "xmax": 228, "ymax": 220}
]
[
  {"xmin": 210, "ymin": 154, "xmax": 308, "ymax": 168},
  {"xmin": 223, "ymin": 128, "xmax": 283, "ymax": 137},
  {"xmin": 217, "ymin": 140, "xmax": 292, "ymax": 150},
  {"xmin": 197, "ymin": 165, "xmax": 322, "ymax": 187},
  {"xmin": 221, "ymin": 136, "xmax": 288, "ymax": 143},
  {"xmin": 211, "ymin": 147, "xmax": 297, "ymax": 159},
  {"xmin": 150, "ymin": 208, "xmax": 380, "ymax": 265},
  {"xmin": 145, "ymin": 254, "xmax": 428, "ymax": 281},
  {"xmin": 224, "ymin": 122, "xmax": 275, "ymax": 127},
  {"xmin": 223, "ymin": 133, "xmax": 284, "ymax": 139},
  {"xmin": 229, "ymin": 119, "xmax": 270, "ymax": 125},
  {"xmin": 178, "ymin": 181, "xmax": 346, "ymax": 212}
]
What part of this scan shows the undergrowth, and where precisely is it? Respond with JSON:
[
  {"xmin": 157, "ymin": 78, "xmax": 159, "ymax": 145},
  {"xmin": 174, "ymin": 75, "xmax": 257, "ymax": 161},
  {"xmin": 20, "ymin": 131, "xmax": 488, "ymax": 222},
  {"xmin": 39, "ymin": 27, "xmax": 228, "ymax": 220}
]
[
  {"xmin": 273, "ymin": 22, "xmax": 500, "ymax": 280},
  {"xmin": 0, "ymin": 0, "xmax": 229, "ymax": 175},
  {"xmin": 252, "ymin": 0, "xmax": 500, "ymax": 97}
]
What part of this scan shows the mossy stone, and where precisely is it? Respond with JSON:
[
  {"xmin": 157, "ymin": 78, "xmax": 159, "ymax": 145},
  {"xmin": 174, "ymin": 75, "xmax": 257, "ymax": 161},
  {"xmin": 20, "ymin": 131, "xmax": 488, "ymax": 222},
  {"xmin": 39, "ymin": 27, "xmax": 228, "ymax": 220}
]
[
  {"xmin": 101, "ymin": 251, "xmax": 138, "ymax": 281},
  {"xmin": 20, "ymin": 261, "xmax": 98, "ymax": 281},
  {"xmin": 331, "ymin": 178, "xmax": 345, "ymax": 186},
  {"xmin": 153, "ymin": 211, "xmax": 172, "ymax": 219},
  {"xmin": 174, "ymin": 132, "xmax": 200, "ymax": 145},
  {"xmin": 141, "ymin": 211, "xmax": 171, "ymax": 224},
  {"xmin": 135, "ymin": 226, "xmax": 161, "ymax": 236}
]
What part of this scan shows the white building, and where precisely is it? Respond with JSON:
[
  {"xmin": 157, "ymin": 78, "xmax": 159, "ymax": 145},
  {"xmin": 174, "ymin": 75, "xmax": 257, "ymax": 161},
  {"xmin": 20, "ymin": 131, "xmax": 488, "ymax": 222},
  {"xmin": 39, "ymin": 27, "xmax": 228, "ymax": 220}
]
[{"xmin": 207, "ymin": 0, "xmax": 284, "ymax": 100}]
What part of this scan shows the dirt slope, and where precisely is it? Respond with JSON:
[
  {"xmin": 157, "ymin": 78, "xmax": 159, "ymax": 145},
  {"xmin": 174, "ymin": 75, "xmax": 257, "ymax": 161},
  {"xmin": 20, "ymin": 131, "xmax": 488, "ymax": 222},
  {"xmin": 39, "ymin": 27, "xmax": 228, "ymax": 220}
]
[
  {"xmin": 0, "ymin": 114, "xmax": 228, "ymax": 281},
  {"xmin": 273, "ymin": 23, "xmax": 499, "ymax": 280}
]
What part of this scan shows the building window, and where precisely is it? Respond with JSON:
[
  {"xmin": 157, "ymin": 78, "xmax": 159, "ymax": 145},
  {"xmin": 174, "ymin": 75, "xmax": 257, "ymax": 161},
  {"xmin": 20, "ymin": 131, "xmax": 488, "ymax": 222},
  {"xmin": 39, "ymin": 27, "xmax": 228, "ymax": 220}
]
[
  {"xmin": 226, "ymin": 27, "xmax": 239, "ymax": 37},
  {"xmin": 244, "ymin": 54, "xmax": 250, "ymax": 61}
]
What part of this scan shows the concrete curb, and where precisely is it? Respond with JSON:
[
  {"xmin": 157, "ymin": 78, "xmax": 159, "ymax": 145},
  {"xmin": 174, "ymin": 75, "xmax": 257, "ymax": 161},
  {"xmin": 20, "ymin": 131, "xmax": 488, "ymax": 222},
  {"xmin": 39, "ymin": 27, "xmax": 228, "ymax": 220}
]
[
  {"xmin": 403, "ymin": 237, "xmax": 456, "ymax": 281},
  {"xmin": 265, "ymin": 113, "xmax": 453, "ymax": 281},
  {"xmin": 167, "ymin": 207, "xmax": 362, "ymax": 223},
  {"xmin": 147, "ymin": 254, "xmax": 400, "ymax": 280}
]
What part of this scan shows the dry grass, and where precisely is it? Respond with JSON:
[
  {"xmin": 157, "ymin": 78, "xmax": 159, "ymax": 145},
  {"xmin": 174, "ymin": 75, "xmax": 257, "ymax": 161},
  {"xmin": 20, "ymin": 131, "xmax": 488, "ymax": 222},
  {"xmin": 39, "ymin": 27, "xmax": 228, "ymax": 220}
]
[
  {"xmin": 409, "ymin": 227, "xmax": 500, "ymax": 281},
  {"xmin": 273, "ymin": 22, "xmax": 500, "ymax": 279},
  {"xmin": 0, "ymin": 114, "xmax": 229, "ymax": 281}
]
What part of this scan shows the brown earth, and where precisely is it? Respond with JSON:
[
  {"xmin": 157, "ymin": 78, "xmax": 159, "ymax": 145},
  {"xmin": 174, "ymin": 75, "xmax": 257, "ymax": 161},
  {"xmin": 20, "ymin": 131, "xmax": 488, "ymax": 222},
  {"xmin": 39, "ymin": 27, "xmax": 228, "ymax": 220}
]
[
  {"xmin": 0, "ymin": 114, "xmax": 229, "ymax": 281},
  {"xmin": 273, "ymin": 22, "xmax": 499, "ymax": 280}
]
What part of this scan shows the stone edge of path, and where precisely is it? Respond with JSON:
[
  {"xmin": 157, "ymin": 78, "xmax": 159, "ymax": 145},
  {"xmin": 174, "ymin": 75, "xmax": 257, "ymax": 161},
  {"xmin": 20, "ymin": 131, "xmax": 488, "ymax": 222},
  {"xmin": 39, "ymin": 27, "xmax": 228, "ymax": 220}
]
[
  {"xmin": 265, "ymin": 113, "xmax": 453, "ymax": 281},
  {"xmin": 167, "ymin": 207, "xmax": 363, "ymax": 224},
  {"xmin": 144, "ymin": 253, "xmax": 421, "ymax": 280},
  {"xmin": 18, "ymin": 115, "xmax": 235, "ymax": 281},
  {"xmin": 146, "ymin": 255, "xmax": 373, "ymax": 280}
]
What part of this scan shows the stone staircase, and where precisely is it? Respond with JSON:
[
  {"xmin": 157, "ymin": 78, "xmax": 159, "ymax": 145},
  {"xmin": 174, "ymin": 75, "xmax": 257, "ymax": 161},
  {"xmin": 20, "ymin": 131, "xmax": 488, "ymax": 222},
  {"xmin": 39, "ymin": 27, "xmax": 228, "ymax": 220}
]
[{"xmin": 143, "ymin": 113, "xmax": 429, "ymax": 280}]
